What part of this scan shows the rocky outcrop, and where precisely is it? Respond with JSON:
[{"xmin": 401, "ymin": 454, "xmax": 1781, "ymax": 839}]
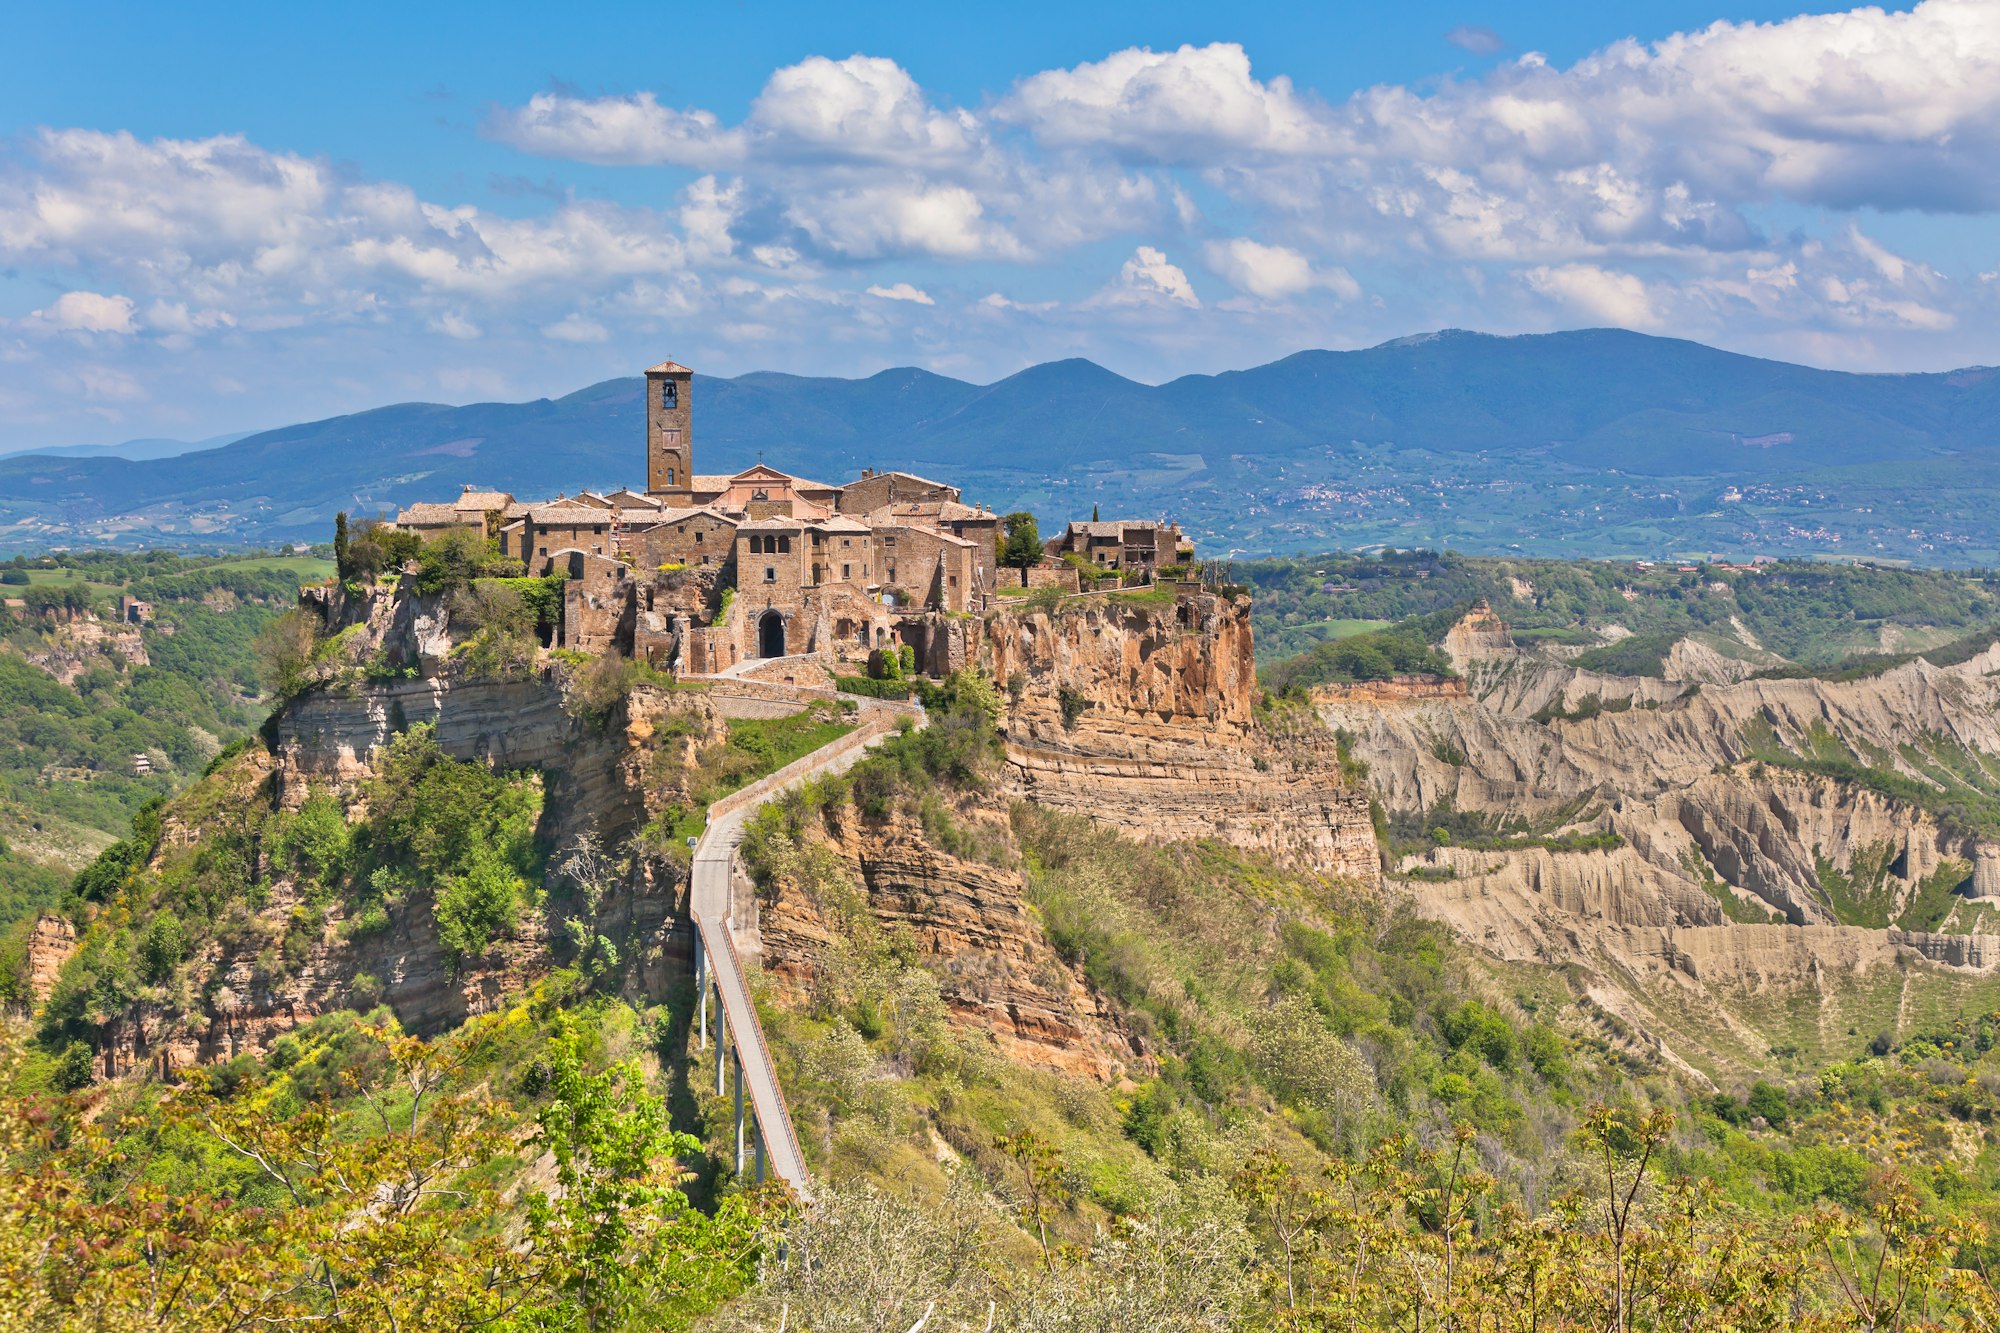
[
  {"xmin": 10, "ymin": 612, "xmax": 148, "ymax": 685},
  {"xmin": 1442, "ymin": 601, "xmax": 1517, "ymax": 673},
  {"xmin": 753, "ymin": 806, "xmax": 1143, "ymax": 1082},
  {"xmin": 980, "ymin": 592, "xmax": 1378, "ymax": 883},
  {"xmin": 57, "ymin": 669, "xmax": 725, "ymax": 1078}
]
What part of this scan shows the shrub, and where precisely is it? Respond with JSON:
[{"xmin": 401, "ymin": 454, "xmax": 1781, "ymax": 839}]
[
  {"xmin": 434, "ymin": 849, "xmax": 525, "ymax": 964},
  {"xmin": 140, "ymin": 913, "xmax": 188, "ymax": 984},
  {"xmin": 53, "ymin": 1040, "xmax": 94, "ymax": 1091}
]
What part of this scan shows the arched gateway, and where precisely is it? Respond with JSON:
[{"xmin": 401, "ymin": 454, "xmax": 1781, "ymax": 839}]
[{"xmin": 757, "ymin": 609, "xmax": 786, "ymax": 658}]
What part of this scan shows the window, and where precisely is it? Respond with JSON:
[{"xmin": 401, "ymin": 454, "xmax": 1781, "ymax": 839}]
[
  {"xmin": 662, "ymin": 381, "xmax": 676, "ymax": 410},
  {"xmin": 667, "ymin": 467, "xmax": 676, "ymax": 486},
  {"xmin": 694, "ymin": 530, "xmax": 703, "ymax": 544},
  {"xmin": 778, "ymin": 535, "xmax": 791, "ymax": 554},
  {"xmin": 764, "ymin": 566, "xmax": 776, "ymax": 582},
  {"xmin": 539, "ymin": 546, "xmax": 548, "ymax": 557},
  {"xmin": 886, "ymin": 563, "xmax": 896, "ymax": 580},
  {"xmin": 841, "ymin": 563, "xmax": 851, "ymax": 580},
  {"xmin": 594, "ymin": 526, "xmax": 604, "ymax": 535}
]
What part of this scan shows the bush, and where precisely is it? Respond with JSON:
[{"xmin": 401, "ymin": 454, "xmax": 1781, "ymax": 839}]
[
  {"xmin": 140, "ymin": 913, "xmax": 188, "ymax": 983},
  {"xmin": 53, "ymin": 1040, "xmax": 94, "ymax": 1091},
  {"xmin": 434, "ymin": 850, "xmax": 524, "ymax": 964}
]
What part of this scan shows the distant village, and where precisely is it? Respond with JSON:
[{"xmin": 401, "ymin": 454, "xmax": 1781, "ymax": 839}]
[{"xmin": 389, "ymin": 359, "xmax": 1192, "ymax": 677}]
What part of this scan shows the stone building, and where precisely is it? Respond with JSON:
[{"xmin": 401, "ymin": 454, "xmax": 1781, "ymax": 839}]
[
  {"xmin": 392, "ymin": 485, "xmax": 515, "ymax": 540},
  {"xmin": 390, "ymin": 356, "xmax": 1190, "ymax": 675},
  {"xmin": 1046, "ymin": 519, "xmax": 1193, "ymax": 576},
  {"xmin": 499, "ymin": 502, "xmax": 616, "ymax": 569}
]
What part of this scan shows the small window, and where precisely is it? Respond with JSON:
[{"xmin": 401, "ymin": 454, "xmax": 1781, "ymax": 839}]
[
  {"xmin": 764, "ymin": 566, "xmax": 776, "ymax": 583},
  {"xmin": 594, "ymin": 526, "xmax": 604, "ymax": 535},
  {"xmin": 662, "ymin": 381, "xmax": 677, "ymax": 410},
  {"xmin": 841, "ymin": 563, "xmax": 851, "ymax": 580},
  {"xmin": 539, "ymin": 546, "xmax": 548, "ymax": 557},
  {"xmin": 694, "ymin": 530, "xmax": 703, "ymax": 544},
  {"xmin": 778, "ymin": 535, "xmax": 791, "ymax": 554},
  {"xmin": 667, "ymin": 467, "xmax": 676, "ymax": 486}
]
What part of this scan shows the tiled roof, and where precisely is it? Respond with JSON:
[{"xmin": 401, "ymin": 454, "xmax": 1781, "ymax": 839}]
[
  {"xmin": 395, "ymin": 502, "xmax": 471, "ymax": 526},
  {"xmin": 873, "ymin": 500, "xmax": 989, "ymax": 523},
  {"xmin": 647, "ymin": 360, "xmax": 693, "ymax": 374},
  {"xmin": 453, "ymin": 490, "xmax": 512, "ymax": 511},
  {"xmin": 527, "ymin": 503, "xmax": 611, "ymax": 524},
  {"xmin": 738, "ymin": 517, "xmax": 805, "ymax": 531},
  {"xmin": 812, "ymin": 515, "xmax": 872, "ymax": 534},
  {"xmin": 648, "ymin": 506, "xmax": 737, "ymax": 527}
]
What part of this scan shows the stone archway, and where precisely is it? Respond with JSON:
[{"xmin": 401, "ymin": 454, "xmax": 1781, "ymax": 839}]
[{"xmin": 758, "ymin": 609, "xmax": 787, "ymax": 658}]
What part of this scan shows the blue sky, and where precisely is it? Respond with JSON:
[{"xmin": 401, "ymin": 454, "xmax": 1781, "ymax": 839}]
[{"xmin": 3, "ymin": 0, "xmax": 1994, "ymax": 450}]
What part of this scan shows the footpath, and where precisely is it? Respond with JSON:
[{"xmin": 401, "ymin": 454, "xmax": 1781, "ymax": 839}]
[{"xmin": 687, "ymin": 687, "xmax": 925, "ymax": 1200}]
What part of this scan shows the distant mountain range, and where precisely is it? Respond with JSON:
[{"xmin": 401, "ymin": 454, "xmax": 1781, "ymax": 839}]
[
  {"xmin": 0, "ymin": 431, "xmax": 256, "ymax": 465},
  {"xmin": 2, "ymin": 329, "xmax": 1997, "ymax": 561}
]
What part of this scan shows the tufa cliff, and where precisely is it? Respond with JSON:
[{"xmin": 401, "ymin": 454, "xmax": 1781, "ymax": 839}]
[{"xmin": 980, "ymin": 591, "xmax": 1379, "ymax": 883}]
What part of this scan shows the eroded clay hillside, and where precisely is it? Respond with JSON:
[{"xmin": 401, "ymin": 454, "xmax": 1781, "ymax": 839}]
[{"xmin": 1319, "ymin": 604, "xmax": 2000, "ymax": 1078}]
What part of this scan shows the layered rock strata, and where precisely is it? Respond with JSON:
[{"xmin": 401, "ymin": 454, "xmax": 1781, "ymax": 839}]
[{"xmin": 981, "ymin": 592, "xmax": 1379, "ymax": 884}]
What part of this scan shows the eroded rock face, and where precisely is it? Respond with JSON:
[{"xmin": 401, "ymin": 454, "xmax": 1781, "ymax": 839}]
[
  {"xmin": 981, "ymin": 593, "xmax": 1379, "ymax": 884},
  {"xmin": 753, "ymin": 805, "xmax": 1144, "ymax": 1082},
  {"xmin": 1443, "ymin": 601, "xmax": 1517, "ymax": 674},
  {"xmin": 1325, "ymin": 641, "xmax": 2000, "ymax": 1076}
]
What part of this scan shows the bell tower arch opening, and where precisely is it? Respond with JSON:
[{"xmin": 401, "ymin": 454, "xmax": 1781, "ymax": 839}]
[{"xmin": 645, "ymin": 360, "xmax": 694, "ymax": 500}]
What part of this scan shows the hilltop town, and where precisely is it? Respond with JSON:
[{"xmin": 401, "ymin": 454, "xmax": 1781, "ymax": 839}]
[{"xmin": 386, "ymin": 359, "xmax": 1192, "ymax": 679}]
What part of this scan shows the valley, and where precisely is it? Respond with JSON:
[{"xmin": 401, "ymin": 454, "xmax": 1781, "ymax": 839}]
[{"xmin": 12, "ymin": 532, "xmax": 2000, "ymax": 1325}]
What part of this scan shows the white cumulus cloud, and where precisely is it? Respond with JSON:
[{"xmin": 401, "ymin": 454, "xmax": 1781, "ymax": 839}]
[
  {"xmin": 30, "ymin": 290, "xmax": 137, "ymax": 333},
  {"xmin": 1203, "ymin": 238, "xmax": 1359, "ymax": 301},
  {"xmin": 1524, "ymin": 264, "xmax": 1660, "ymax": 328},
  {"xmin": 866, "ymin": 282, "xmax": 934, "ymax": 305}
]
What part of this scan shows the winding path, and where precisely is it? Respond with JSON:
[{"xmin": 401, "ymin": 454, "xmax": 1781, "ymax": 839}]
[{"xmin": 689, "ymin": 690, "xmax": 925, "ymax": 1200}]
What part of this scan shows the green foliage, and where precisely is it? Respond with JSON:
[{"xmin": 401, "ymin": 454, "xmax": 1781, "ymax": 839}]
[
  {"xmin": 434, "ymin": 848, "xmax": 527, "ymax": 964},
  {"xmin": 264, "ymin": 792, "xmax": 351, "ymax": 891},
  {"xmin": 360, "ymin": 725, "xmax": 544, "ymax": 964},
  {"xmin": 1262, "ymin": 606, "xmax": 1462, "ymax": 690},
  {"xmin": 834, "ymin": 673, "xmax": 913, "ymax": 700},
  {"xmin": 999, "ymin": 510, "xmax": 1042, "ymax": 572},
  {"xmin": 1570, "ymin": 631, "xmax": 1678, "ymax": 677}
]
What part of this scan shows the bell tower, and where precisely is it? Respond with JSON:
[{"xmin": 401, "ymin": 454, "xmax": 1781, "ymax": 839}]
[{"xmin": 645, "ymin": 359, "xmax": 694, "ymax": 499}]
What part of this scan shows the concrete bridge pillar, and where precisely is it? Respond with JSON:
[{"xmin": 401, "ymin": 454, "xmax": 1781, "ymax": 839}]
[{"xmin": 733, "ymin": 1049, "xmax": 747, "ymax": 1175}]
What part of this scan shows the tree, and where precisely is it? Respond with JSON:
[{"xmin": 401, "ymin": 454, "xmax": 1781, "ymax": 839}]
[
  {"xmin": 333, "ymin": 511, "xmax": 351, "ymax": 581},
  {"xmin": 997, "ymin": 1128, "xmax": 1071, "ymax": 1272},
  {"xmin": 254, "ymin": 608, "xmax": 324, "ymax": 698},
  {"xmin": 1000, "ymin": 511, "xmax": 1043, "ymax": 585},
  {"xmin": 525, "ymin": 1015, "xmax": 761, "ymax": 1327}
]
